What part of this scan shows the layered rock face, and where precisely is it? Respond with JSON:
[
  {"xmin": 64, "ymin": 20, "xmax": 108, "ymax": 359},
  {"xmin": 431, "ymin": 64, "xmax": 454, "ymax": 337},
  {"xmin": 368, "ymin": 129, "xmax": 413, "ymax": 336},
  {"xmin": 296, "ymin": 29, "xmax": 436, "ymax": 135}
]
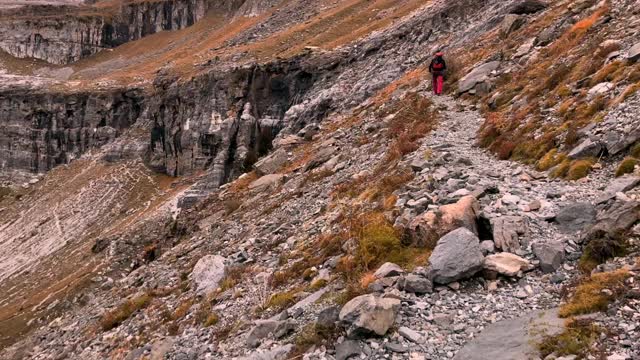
[
  {"xmin": 0, "ymin": 86, "xmax": 144, "ymax": 173},
  {"xmin": 0, "ymin": 0, "xmax": 208, "ymax": 64},
  {"xmin": 146, "ymin": 60, "xmax": 318, "ymax": 186}
]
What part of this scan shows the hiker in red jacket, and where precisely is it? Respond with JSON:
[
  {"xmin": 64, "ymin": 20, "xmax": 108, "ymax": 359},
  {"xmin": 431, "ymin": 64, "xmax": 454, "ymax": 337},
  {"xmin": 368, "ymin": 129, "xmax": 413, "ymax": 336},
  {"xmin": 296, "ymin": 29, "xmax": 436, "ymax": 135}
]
[{"xmin": 429, "ymin": 52, "xmax": 447, "ymax": 95}]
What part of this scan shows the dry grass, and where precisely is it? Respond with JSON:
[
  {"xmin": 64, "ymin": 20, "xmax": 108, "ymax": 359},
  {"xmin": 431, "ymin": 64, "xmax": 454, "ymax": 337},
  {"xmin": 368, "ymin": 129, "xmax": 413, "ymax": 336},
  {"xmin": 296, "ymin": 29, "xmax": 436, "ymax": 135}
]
[
  {"xmin": 263, "ymin": 290, "xmax": 297, "ymax": 312},
  {"xmin": 100, "ymin": 294, "xmax": 152, "ymax": 331},
  {"xmin": 566, "ymin": 158, "xmax": 595, "ymax": 180},
  {"xmin": 615, "ymin": 157, "xmax": 638, "ymax": 177},
  {"xmin": 559, "ymin": 270, "xmax": 631, "ymax": 317},
  {"xmin": 538, "ymin": 318, "xmax": 604, "ymax": 358}
]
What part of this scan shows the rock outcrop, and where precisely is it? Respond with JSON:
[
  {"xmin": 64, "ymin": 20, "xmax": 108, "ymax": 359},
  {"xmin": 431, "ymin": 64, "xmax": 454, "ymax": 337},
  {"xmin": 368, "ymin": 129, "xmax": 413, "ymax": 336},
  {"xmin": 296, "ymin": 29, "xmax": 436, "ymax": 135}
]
[{"xmin": 0, "ymin": 0, "xmax": 209, "ymax": 64}]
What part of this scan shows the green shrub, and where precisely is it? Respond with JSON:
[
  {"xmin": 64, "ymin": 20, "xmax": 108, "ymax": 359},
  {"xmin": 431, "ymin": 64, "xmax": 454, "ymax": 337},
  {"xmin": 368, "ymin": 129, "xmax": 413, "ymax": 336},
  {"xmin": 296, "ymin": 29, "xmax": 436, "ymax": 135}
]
[
  {"xmin": 264, "ymin": 291, "xmax": 297, "ymax": 312},
  {"xmin": 550, "ymin": 158, "xmax": 572, "ymax": 178}
]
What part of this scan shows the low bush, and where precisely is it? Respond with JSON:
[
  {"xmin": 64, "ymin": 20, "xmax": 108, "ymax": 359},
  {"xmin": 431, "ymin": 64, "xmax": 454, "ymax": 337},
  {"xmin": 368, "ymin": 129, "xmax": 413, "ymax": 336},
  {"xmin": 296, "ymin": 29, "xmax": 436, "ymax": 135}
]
[
  {"xmin": 204, "ymin": 313, "xmax": 219, "ymax": 327},
  {"xmin": 100, "ymin": 294, "xmax": 152, "ymax": 331},
  {"xmin": 566, "ymin": 159, "xmax": 595, "ymax": 180},
  {"xmin": 264, "ymin": 291, "xmax": 297, "ymax": 312},
  {"xmin": 538, "ymin": 318, "xmax": 603, "ymax": 358},
  {"xmin": 578, "ymin": 233, "xmax": 629, "ymax": 273},
  {"xmin": 559, "ymin": 270, "xmax": 630, "ymax": 317},
  {"xmin": 615, "ymin": 157, "xmax": 638, "ymax": 177}
]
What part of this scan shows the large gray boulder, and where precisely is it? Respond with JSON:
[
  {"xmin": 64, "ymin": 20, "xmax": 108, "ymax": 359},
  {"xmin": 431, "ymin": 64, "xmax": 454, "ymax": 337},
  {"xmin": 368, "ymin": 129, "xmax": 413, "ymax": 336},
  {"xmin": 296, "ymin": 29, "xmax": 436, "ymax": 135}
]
[
  {"xmin": 339, "ymin": 294, "xmax": 400, "ymax": 338},
  {"xmin": 568, "ymin": 138, "xmax": 604, "ymax": 159},
  {"xmin": 458, "ymin": 61, "xmax": 501, "ymax": 94},
  {"xmin": 509, "ymin": 0, "xmax": 548, "ymax": 15},
  {"xmin": 246, "ymin": 320, "xmax": 295, "ymax": 348},
  {"xmin": 491, "ymin": 216, "xmax": 529, "ymax": 253},
  {"xmin": 554, "ymin": 202, "xmax": 597, "ymax": 233},
  {"xmin": 628, "ymin": 42, "xmax": 640, "ymax": 62},
  {"xmin": 583, "ymin": 200, "xmax": 640, "ymax": 241},
  {"xmin": 249, "ymin": 174, "xmax": 285, "ymax": 192},
  {"xmin": 428, "ymin": 228, "xmax": 485, "ymax": 284},
  {"xmin": 397, "ymin": 274, "xmax": 433, "ymax": 294},
  {"xmin": 453, "ymin": 309, "xmax": 563, "ymax": 360},
  {"xmin": 190, "ymin": 255, "xmax": 227, "ymax": 295},
  {"xmin": 602, "ymin": 128, "xmax": 640, "ymax": 156},
  {"xmin": 374, "ymin": 262, "xmax": 404, "ymax": 278},
  {"xmin": 596, "ymin": 175, "xmax": 640, "ymax": 204},
  {"xmin": 533, "ymin": 242, "xmax": 565, "ymax": 273},
  {"xmin": 500, "ymin": 14, "xmax": 525, "ymax": 37},
  {"xmin": 254, "ymin": 148, "xmax": 288, "ymax": 176}
]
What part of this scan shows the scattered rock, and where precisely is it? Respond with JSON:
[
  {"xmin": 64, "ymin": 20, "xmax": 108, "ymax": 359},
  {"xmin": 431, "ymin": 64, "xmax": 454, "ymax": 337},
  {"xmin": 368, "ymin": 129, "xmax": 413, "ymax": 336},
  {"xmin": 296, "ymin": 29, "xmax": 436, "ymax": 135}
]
[
  {"xmin": 339, "ymin": 294, "xmax": 400, "ymax": 338},
  {"xmin": 533, "ymin": 242, "xmax": 565, "ymax": 273},
  {"xmin": 399, "ymin": 326, "xmax": 424, "ymax": 343},
  {"xmin": 246, "ymin": 320, "xmax": 295, "ymax": 348},
  {"xmin": 374, "ymin": 262, "xmax": 405, "ymax": 279},
  {"xmin": 484, "ymin": 253, "xmax": 530, "ymax": 277},
  {"xmin": 335, "ymin": 340, "xmax": 362, "ymax": 360}
]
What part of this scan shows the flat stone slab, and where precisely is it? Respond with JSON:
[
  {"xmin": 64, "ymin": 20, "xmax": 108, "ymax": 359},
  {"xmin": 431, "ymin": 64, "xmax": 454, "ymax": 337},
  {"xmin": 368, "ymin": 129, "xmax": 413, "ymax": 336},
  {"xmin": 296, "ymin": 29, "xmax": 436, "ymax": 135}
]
[{"xmin": 453, "ymin": 308, "xmax": 563, "ymax": 360}]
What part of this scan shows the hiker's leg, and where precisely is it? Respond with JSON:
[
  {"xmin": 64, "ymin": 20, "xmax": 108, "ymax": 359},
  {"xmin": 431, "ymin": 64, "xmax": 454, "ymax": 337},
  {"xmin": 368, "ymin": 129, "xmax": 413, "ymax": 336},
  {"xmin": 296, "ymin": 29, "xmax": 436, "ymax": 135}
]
[
  {"xmin": 437, "ymin": 75, "xmax": 444, "ymax": 95},
  {"xmin": 432, "ymin": 75, "xmax": 437, "ymax": 95}
]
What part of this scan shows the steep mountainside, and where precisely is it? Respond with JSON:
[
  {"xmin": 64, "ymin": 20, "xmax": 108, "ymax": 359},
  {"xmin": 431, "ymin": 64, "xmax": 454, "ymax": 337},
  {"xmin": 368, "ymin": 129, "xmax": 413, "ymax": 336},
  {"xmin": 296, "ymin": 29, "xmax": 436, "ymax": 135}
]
[{"xmin": 1, "ymin": 0, "xmax": 640, "ymax": 359}]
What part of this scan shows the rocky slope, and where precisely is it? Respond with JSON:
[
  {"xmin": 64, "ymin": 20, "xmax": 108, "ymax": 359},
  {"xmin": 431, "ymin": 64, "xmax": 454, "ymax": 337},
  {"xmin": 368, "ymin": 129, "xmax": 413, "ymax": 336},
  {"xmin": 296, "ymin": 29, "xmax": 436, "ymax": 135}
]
[{"xmin": 1, "ymin": 0, "xmax": 640, "ymax": 359}]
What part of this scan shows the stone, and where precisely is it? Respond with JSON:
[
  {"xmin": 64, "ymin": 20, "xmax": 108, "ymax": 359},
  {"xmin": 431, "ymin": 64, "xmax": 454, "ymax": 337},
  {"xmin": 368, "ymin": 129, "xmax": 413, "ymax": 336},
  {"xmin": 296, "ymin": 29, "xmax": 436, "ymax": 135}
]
[
  {"xmin": 254, "ymin": 148, "xmax": 288, "ymax": 176},
  {"xmin": 501, "ymin": 193, "xmax": 521, "ymax": 205},
  {"xmin": 335, "ymin": 340, "xmax": 362, "ymax": 360},
  {"xmin": 500, "ymin": 14, "xmax": 525, "ymax": 37},
  {"xmin": 533, "ymin": 242, "xmax": 565, "ymax": 273},
  {"xmin": 484, "ymin": 253, "xmax": 530, "ymax": 277},
  {"xmin": 603, "ymin": 128, "xmax": 640, "ymax": 156},
  {"xmin": 240, "ymin": 345, "xmax": 294, "ymax": 360},
  {"xmin": 428, "ymin": 228, "xmax": 485, "ymax": 284},
  {"xmin": 399, "ymin": 326, "xmax": 423, "ymax": 343},
  {"xmin": 249, "ymin": 174, "xmax": 285, "ymax": 192},
  {"xmin": 596, "ymin": 175, "xmax": 640, "ymax": 204},
  {"xmin": 246, "ymin": 320, "xmax": 294, "ymax": 348},
  {"xmin": 410, "ymin": 157, "xmax": 429, "ymax": 171},
  {"xmin": 374, "ymin": 262, "xmax": 404, "ymax": 279},
  {"xmin": 316, "ymin": 306, "xmax": 340, "ymax": 329},
  {"xmin": 303, "ymin": 146, "xmax": 337, "ymax": 172},
  {"xmin": 491, "ymin": 216, "xmax": 529, "ymax": 253},
  {"xmin": 568, "ymin": 138, "xmax": 604, "ymax": 159},
  {"xmin": 339, "ymin": 294, "xmax": 400, "ymax": 338},
  {"xmin": 513, "ymin": 37, "xmax": 535, "ymax": 58},
  {"xmin": 582, "ymin": 200, "xmax": 640, "ymax": 241},
  {"xmin": 458, "ymin": 61, "xmax": 501, "ymax": 94},
  {"xmin": 554, "ymin": 202, "xmax": 597, "ymax": 233},
  {"xmin": 453, "ymin": 309, "xmax": 563, "ymax": 360},
  {"xmin": 628, "ymin": 42, "xmax": 640, "ymax": 62},
  {"xmin": 480, "ymin": 240, "xmax": 495, "ymax": 255},
  {"xmin": 190, "ymin": 255, "xmax": 227, "ymax": 295},
  {"xmin": 386, "ymin": 343, "xmax": 409, "ymax": 353},
  {"xmin": 408, "ymin": 195, "xmax": 480, "ymax": 247},
  {"xmin": 509, "ymin": 0, "xmax": 547, "ymax": 15},
  {"xmin": 588, "ymin": 82, "xmax": 614, "ymax": 98},
  {"xmin": 397, "ymin": 274, "xmax": 433, "ymax": 294}
]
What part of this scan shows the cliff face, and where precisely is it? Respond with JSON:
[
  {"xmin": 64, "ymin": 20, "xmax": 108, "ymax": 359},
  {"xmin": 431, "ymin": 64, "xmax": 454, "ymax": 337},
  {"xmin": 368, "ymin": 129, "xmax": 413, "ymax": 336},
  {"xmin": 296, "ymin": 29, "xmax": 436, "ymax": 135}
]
[
  {"xmin": 0, "ymin": 86, "xmax": 144, "ymax": 173},
  {"xmin": 0, "ymin": 0, "xmax": 208, "ymax": 64}
]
